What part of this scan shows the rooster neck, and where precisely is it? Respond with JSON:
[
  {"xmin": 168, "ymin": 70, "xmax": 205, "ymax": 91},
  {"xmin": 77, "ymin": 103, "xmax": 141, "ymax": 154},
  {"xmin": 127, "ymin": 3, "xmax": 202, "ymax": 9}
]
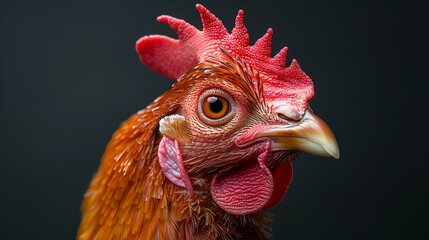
[{"xmin": 78, "ymin": 94, "xmax": 272, "ymax": 239}]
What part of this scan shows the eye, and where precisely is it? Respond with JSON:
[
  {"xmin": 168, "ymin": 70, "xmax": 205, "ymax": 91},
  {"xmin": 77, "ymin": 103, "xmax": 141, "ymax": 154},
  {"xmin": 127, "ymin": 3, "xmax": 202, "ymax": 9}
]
[
  {"xmin": 203, "ymin": 96, "xmax": 229, "ymax": 119},
  {"xmin": 198, "ymin": 89, "xmax": 235, "ymax": 126}
]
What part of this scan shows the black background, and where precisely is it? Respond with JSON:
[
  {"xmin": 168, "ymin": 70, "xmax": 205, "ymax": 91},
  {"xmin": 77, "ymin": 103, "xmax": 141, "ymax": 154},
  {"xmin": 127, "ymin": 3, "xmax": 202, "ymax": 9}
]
[{"xmin": 1, "ymin": 0, "xmax": 427, "ymax": 239}]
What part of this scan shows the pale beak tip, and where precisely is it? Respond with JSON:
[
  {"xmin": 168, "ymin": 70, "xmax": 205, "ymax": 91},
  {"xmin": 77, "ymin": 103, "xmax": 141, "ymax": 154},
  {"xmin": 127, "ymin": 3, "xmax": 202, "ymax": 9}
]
[
  {"xmin": 325, "ymin": 144, "xmax": 340, "ymax": 159},
  {"xmin": 333, "ymin": 151, "xmax": 340, "ymax": 159}
]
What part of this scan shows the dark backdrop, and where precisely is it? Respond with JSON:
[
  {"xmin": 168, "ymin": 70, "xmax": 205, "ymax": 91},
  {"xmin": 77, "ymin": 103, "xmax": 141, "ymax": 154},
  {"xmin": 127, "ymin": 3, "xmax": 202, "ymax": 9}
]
[{"xmin": 1, "ymin": 0, "xmax": 427, "ymax": 239}]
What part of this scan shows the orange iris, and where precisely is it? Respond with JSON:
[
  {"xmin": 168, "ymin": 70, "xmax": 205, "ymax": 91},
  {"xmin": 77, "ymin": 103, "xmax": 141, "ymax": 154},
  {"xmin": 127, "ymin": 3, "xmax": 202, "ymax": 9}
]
[{"xmin": 202, "ymin": 95, "xmax": 229, "ymax": 119}]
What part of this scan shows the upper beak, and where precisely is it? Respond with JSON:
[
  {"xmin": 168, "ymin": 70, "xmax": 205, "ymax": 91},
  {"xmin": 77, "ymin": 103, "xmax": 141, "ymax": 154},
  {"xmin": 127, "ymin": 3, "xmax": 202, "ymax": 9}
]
[{"xmin": 255, "ymin": 109, "xmax": 340, "ymax": 159}]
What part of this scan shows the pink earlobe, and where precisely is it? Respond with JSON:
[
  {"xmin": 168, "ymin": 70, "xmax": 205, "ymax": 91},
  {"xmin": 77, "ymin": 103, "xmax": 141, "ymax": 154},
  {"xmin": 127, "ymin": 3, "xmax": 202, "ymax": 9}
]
[{"xmin": 158, "ymin": 136, "xmax": 194, "ymax": 195}]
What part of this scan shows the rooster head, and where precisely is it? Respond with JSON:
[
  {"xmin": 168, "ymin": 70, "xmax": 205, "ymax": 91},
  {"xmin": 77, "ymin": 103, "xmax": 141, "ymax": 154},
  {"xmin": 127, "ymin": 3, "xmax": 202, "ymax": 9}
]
[{"xmin": 136, "ymin": 4, "xmax": 339, "ymax": 215}]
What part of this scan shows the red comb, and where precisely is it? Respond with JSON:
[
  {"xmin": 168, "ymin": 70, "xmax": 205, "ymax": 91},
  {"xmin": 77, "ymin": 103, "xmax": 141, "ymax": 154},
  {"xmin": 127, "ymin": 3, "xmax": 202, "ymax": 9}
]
[{"xmin": 136, "ymin": 4, "xmax": 314, "ymax": 114}]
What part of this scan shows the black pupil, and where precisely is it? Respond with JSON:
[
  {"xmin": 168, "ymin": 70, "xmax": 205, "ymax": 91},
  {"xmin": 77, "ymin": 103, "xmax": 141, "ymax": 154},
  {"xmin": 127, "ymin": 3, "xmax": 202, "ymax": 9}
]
[{"xmin": 207, "ymin": 96, "xmax": 224, "ymax": 113}]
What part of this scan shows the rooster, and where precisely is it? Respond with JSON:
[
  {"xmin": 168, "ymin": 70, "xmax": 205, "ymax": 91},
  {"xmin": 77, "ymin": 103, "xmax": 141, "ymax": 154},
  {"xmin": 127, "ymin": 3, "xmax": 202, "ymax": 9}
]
[{"xmin": 77, "ymin": 4, "xmax": 339, "ymax": 240}]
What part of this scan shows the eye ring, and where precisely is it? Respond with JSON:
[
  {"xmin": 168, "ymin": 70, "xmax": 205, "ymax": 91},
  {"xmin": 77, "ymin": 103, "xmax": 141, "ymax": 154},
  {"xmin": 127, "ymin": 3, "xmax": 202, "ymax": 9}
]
[{"xmin": 198, "ymin": 89, "xmax": 235, "ymax": 126}]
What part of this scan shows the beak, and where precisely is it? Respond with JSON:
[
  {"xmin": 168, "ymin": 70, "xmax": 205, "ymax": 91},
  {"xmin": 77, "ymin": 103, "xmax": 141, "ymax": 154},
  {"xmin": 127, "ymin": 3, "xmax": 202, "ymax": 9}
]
[{"xmin": 255, "ymin": 109, "xmax": 340, "ymax": 159}]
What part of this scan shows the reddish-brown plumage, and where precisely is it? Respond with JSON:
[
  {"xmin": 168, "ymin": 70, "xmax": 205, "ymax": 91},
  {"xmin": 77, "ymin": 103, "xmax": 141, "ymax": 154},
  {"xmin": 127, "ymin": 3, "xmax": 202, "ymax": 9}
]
[{"xmin": 77, "ymin": 55, "xmax": 276, "ymax": 239}]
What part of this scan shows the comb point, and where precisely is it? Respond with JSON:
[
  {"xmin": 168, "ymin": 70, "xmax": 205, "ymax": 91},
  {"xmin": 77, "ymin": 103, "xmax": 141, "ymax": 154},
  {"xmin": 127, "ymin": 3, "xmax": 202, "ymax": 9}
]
[
  {"xmin": 196, "ymin": 4, "xmax": 228, "ymax": 37},
  {"xmin": 289, "ymin": 59, "xmax": 300, "ymax": 70},
  {"xmin": 272, "ymin": 46, "xmax": 288, "ymax": 67},
  {"xmin": 232, "ymin": 9, "xmax": 249, "ymax": 47},
  {"xmin": 253, "ymin": 28, "xmax": 273, "ymax": 57},
  {"xmin": 157, "ymin": 15, "xmax": 198, "ymax": 41}
]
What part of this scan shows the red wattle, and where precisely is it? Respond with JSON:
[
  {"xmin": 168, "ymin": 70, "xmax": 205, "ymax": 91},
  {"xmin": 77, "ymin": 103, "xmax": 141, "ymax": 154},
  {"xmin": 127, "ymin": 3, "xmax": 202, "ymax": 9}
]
[
  {"xmin": 211, "ymin": 159, "xmax": 273, "ymax": 215},
  {"xmin": 263, "ymin": 160, "xmax": 293, "ymax": 209}
]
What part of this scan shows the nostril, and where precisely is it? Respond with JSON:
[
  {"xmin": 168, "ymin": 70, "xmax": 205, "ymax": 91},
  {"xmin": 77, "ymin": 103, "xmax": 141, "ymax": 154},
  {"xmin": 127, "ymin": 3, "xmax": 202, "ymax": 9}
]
[
  {"xmin": 277, "ymin": 113, "xmax": 289, "ymax": 121},
  {"xmin": 277, "ymin": 113, "xmax": 300, "ymax": 123}
]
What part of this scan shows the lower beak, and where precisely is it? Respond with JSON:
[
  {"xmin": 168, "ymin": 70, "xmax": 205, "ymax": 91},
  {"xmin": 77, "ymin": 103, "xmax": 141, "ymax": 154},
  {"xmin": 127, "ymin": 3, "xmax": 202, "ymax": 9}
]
[{"xmin": 255, "ymin": 109, "xmax": 340, "ymax": 159}]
